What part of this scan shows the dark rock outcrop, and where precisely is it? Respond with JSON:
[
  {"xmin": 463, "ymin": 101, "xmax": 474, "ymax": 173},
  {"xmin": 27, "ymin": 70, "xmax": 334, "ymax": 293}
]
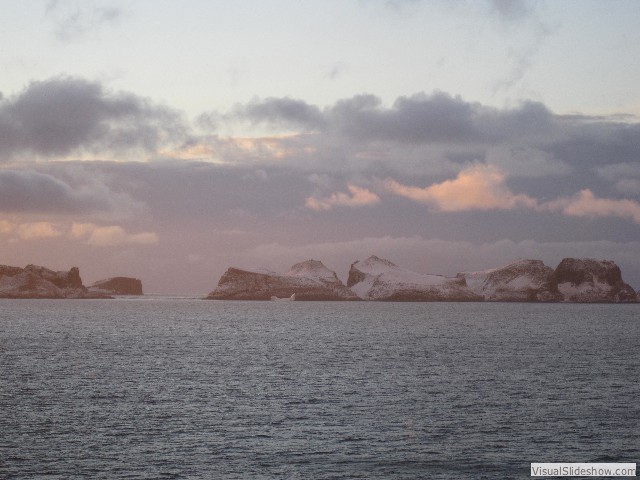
[
  {"xmin": 347, "ymin": 255, "xmax": 482, "ymax": 301},
  {"xmin": 0, "ymin": 264, "xmax": 110, "ymax": 299},
  {"xmin": 554, "ymin": 258, "xmax": 637, "ymax": 302},
  {"xmin": 89, "ymin": 277, "xmax": 143, "ymax": 295},
  {"xmin": 207, "ymin": 259, "xmax": 358, "ymax": 300},
  {"xmin": 458, "ymin": 259, "xmax": 562, "ymax": 302}
]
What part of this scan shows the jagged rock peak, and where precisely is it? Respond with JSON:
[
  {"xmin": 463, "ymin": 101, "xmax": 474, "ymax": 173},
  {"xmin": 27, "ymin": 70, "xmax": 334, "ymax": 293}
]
[
  {"xmin": 285, "ymin": 260, "xmax": 339, "ymax": 281},
  {"xmin": 354, "ymin": 255, "xmax": 397, "ymax": 270},
  {"xmin": 347, "ymin": 255, "xmax": 398, "ymax": 288}
]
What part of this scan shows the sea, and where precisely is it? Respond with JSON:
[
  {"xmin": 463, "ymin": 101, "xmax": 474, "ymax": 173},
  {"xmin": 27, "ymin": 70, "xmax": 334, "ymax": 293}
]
[{"xmin": 1, "ymin": 298, "xmax": 638, "ymax": 479}]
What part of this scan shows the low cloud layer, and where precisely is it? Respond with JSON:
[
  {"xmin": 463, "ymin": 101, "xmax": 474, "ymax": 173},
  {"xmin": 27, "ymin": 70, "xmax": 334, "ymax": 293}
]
[
  {"xmin": 0, "ymin": 219, "xmax": 157, "ymax": 247},
  {"xmin": 0, "ymin": 169, "xmax": 142, "ymax": 217},
  {"xmin": 70, "ymin": 223, "xmax": 158, "ymax": 247}
]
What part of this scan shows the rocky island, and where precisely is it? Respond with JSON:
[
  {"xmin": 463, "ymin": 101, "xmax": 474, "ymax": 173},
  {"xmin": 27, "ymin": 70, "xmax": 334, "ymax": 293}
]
[
  {"xmin": 89, "ymin": 277, "xmax": 144, "ymax": 296},
  {"xmin": 208, "ymin": 256, "xmax": 638, "ymax": 303},
  {"xmin": 0, "ymin": 264, "xmax": 110, "ymax": 299}
]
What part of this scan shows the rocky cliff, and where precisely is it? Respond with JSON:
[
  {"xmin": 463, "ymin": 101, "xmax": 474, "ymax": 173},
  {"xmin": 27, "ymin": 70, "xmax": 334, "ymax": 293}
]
[
  {"xmin": 347, "ymin": 255, "xmax": 482, "ymax": 301},
  {"xmin": 207, "ymin": 259, "xmax": 358, "ymax": 300},
  {"xmin": 89, "ymin": 277, "xmax": 143, "ymax": 295},
  {"xmin": 554, "ymin": 258, "xmax": 637, "ymax": 303},
  {"xmin": 0, "ymin": 264, "xmax": 109, "ymax": 299},
  {"xmin": 458, "ymin": 259, "xmax": 563, "ymax": 302}
]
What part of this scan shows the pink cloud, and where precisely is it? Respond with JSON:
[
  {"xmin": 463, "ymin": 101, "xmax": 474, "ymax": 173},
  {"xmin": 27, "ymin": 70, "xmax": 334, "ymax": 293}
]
[
  {"xmin": 544, "ymin": 189, "xmax": 640, "ymax": 224},
  {"xmin": 16, "ymin": 222, "xmax": 62, "ymax": 240},
  {"xmin": 384, "ymin": 164, "xmax": 537, "ymax": 211},
  {"xmin": 305, "ymin": 184, "xmax": 380, "ymax": 211},
  {"xmin": 70, "ymin": 223, "xmax": 159, "ymax": 246}
]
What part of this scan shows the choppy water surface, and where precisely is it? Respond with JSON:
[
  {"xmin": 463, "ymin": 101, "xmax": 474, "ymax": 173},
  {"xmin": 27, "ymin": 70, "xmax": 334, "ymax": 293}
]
[{"xmin": 1, "ymin": 299, "xmax": 638, "ymax": 479}]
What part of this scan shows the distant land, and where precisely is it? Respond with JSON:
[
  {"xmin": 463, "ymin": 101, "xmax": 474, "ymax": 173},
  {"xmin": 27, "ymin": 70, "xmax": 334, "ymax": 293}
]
[
  {"xmin": 208, "ymin": 256, "xmax": 639, "ymax": 303},
  {"xmin": 0, "ymin": 265, "xmax": 141, "ymax": 299},
  {"xmin": 89, "ymin": 277, "xmax": 144, "ymax": 296},
  {"xmin": 1, "ymin": 256, "xmax": 638, "ymax": 302}
]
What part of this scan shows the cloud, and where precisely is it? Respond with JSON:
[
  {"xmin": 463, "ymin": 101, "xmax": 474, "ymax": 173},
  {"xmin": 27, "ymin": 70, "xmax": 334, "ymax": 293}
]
[
  {"xmin": 70, "ymin": 223, "xmax": 159, "ymax": 246},
  {"xmin": 16, "ymin": 222, "xmax": 63, "ymax": 240},
  {"xmin": 383, "ymin": 163, "xmax": 640, "ymax": 225},
  {"xmin": 544, "ymin": 189, "xmax": 640, "ymax": 224},
  {"xmin": 0, "ymin": 218, "xmax": 157, "ymax": 246},
  {"xmin": 305, "ymin": 184, "xmax": 380, "ymax": 211},
  {"xmin": 324, "ymin": 62, "xmax": 347, "ymax": 80},
  {"xmin": 490, "ymin": 0, "xmax": 530, "ymax": 23},
  {"xmin": 384, "ymin": 164, "xmax": 538, "ymax": 211},
  {"xmin": 45, "ymin": 0, "xmax": 123, "ymax": 42},
  {"xmin": 485, "ymin": 146, "xmax": 569, "ymax": 177},
  {"xmin": 0, "ymin": 220, "xmax": 63, "ymax": 240},
  {"xmin": 0, "ymin": 169, "xmax": 140, "ymax": 216},
  {"xmin": 230, "ymin": 97, "xmax": 325, "ymax": 131},
  {"xmin": 596, "ymin": 163, "xmax": 640, "ymax": 195},
  {"xmin": 0, "ymin": 77, "xmax": 186, "ymax": 161},
  {"xmin": 221, "ymin": 92, "xmax": 560, "ymax": 150},
  {"xmin": 196, "ymin": 91, "xmax": 640, "ymax": 187},
  {"xmin": 488, "ymin": 0, "xmax": 552, "ymax": 93}
]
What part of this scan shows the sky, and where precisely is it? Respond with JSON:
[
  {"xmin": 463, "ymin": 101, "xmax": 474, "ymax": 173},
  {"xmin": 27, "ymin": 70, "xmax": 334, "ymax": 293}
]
[{"xmin": 1, "ymin": 0, "xmax": 640, "ymax": 294}]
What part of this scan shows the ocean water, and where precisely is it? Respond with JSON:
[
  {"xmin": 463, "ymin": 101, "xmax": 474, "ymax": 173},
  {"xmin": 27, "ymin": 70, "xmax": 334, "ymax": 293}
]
[{"xmin": 1, "ymin": 299, "xmax": 638, "ymax": 479}]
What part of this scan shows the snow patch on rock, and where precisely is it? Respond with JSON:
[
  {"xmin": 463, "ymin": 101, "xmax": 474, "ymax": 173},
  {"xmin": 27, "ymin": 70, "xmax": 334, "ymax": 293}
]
[
  {"xmin": 459, "ymin": 259, "xmax": 562, "ymax": 302},
  {"xmin": 347, "ymin": 255, "xmax": 482, "ymax": 301}
]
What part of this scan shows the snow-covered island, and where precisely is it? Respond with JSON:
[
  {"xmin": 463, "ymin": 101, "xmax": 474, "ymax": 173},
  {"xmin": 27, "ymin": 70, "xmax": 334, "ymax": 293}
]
[
  {"xmin": 208, "ymin": 256, "xmax": 638, "ymax": 303},
  {"xmin": 0, "ymin": 264, "xmax": 111, "ymax": 299}
]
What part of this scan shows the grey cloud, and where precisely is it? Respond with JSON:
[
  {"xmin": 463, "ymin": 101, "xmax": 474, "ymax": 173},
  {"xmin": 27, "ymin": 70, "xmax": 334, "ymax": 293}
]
[
  {"xmin": 331, "ymin": 92, "xmax": 481, "ymax": 143},
  {"xmin": 596, "ymin": 163, "xmax": 640, "ymax": 195},
  {"xmin": 45, "ymin": 0, "xmax": 122, "ymax": 42},
  {"xmin": 230, "ymin": 97, "xmax": 326, "ymax": 131},
  {"xmin": 487, "ymin": 0, "xmax": 552, "ymax": 93},
  {"xmin": 225, "ymin": 92, "xmax": 556, "ymax": 144},
  {"xmin": 490, "ymin": 0, "xmax": 531, "ymax": 23},
  {"xmin": 217, "ymin": 93, "xmax": 640, "ymax": 188},
  {"xmin": 0, "ymin": 169, "xmax": 124, "ymax": 214},
  {"xmin": 324, "ymin": 62, "xmax": 347, "ymax": 80},
  {"xmin": 0, "ymin": 77, "xmax": 187, "ymax": 161}
]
